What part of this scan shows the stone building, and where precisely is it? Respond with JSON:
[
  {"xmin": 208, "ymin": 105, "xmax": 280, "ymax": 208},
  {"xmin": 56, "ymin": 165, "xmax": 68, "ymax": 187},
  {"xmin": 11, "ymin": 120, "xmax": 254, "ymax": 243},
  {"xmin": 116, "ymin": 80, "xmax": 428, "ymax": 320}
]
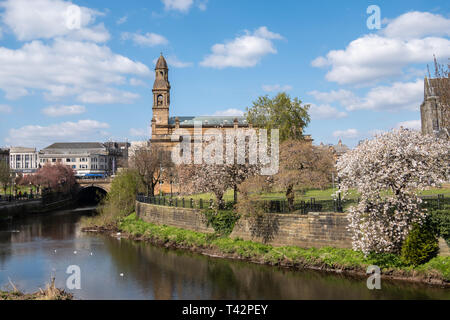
[
  {"xmin": 319, "ymin": 140, "xmax": 350, "ymax": 163},
  {"xmin": 149, "ymin": 54, "xmax": 312, "ymax": 193},
  {"xmin": 150, "ymin": 54, "xmax": 312, "ymax": 149},
  {"xmin": 421, "ymin": 77, "xmax": 449, "ymax": 139},
  {"xmin": 9, "ymin": 147, "xmax": 39, "ymax": 175},
  {"xmin": 39, "ymin": 143, "xmax": 111, "ymax": 178}
]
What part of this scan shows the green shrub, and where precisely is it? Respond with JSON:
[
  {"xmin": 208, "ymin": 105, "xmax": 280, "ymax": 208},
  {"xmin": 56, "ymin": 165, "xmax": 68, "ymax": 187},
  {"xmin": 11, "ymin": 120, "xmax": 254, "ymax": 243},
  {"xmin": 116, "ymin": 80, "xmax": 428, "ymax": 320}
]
[
  {"xmin": 203, "ymin": 209, "xmax": 240, "ymax": 237},
  {"xmin": 401, "ymin": 222, "xmax": 439, "ymax": 266},
  {"xmin": 428, "ymin": 205, "xmax": 450, "ymax": 246}
]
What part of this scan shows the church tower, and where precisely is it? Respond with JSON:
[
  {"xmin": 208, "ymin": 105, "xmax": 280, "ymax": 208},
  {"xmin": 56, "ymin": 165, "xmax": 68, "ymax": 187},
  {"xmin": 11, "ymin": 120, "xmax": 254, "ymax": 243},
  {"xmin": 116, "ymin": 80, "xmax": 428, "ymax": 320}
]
[{"xmin": 152, "ymin": 54, "xmax": 170, "ymax": 127}]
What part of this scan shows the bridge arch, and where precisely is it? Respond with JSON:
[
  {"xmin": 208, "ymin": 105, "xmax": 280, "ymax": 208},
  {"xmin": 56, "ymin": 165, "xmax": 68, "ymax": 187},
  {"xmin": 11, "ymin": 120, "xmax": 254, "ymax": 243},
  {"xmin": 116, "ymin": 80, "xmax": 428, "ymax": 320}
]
[{"xmin": 77, "ymin": 185, "xmax": 108, "ymax": 206}]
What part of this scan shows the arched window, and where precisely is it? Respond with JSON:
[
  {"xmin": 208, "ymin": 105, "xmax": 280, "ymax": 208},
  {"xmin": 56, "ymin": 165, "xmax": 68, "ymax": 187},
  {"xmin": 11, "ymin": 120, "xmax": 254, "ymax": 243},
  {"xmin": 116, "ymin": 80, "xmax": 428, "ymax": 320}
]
[{"xmin": 157, "ymin": 95, "xmax": 164, "ymax": 106}]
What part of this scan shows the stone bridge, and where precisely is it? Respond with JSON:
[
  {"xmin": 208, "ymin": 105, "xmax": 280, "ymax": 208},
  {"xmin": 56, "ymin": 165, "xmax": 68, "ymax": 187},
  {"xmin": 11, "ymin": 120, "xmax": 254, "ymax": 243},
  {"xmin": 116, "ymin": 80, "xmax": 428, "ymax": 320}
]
[
  {"xmin": 76, "ymin": 178, "xmax": 112, "ymax": 204},
  {"xmin": 77, "ymin": 178, "xmax": 112, "ymax": 193}
]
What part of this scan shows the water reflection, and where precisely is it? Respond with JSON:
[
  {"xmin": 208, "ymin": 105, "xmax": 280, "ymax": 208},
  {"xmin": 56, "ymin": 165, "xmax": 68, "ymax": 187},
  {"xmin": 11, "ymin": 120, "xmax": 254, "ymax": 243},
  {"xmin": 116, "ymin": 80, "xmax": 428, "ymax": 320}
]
[{"xmin": 0, "ymin": 209, "xmax": 448, "ymax": 300}]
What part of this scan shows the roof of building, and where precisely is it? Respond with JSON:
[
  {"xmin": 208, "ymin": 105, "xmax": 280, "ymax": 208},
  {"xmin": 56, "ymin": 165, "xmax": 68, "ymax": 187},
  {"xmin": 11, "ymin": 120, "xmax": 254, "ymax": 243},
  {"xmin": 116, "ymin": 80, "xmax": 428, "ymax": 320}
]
[
  {"xmin": 10, "ymin": 147, "xmax": 37, "ymax": 153},
  {"xmin": 155, "ymin": 54, "xmax": 168, "ymax": 70},
  {"xmin": 331, "ymin": 140, "xmax": 350, "ymax": 155},
  {"xmin": 43, "ymin": 142, "xmax": 105, "ymax": 150},
  {"xmin": 169, "ymin": 116, "xmax": 248, "ymax": 126}
]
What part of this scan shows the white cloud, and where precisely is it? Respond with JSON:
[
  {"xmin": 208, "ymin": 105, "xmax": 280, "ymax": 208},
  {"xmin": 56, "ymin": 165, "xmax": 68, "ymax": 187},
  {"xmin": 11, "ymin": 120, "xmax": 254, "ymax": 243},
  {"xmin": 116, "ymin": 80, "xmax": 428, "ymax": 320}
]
[
  {"xmin": 0, "ymin": 38, "xmax": 149, "ymax": 102},
  {"xmin": 396, "ymin": 120, "xmax": 421, "ymax": 131},
  {"xmin": 129, "ymin": 128, "xmax": 149, "ymax": 137},
  {"xmin": 253, "ymin": 26, "xmax": 284, "ymax": 40},
  {"xmin": 121, "ymin": 32, "xmax": 169, "ymax": 47},
  {"xmin": 162, "ymin": 0, "xmax": 194, "ymax": 12},
  {"xmin": 262, "ymin": 84, "xmax": 292, "ymax": 92},
  {"xmin": 78, "ymin": 89, "xmax": 140, "ymax": 104},
  {"xmin": 5, "ymin": 120, "xmax": 109, "ymax": 148},
  {"xmin": 333, "ymin": 129, "xmax": 360, "ymax": 139},
  {"xmin": 383, "ymin": 11, "xmax": 450, "ymax": 40},
  {"xmin": 312, "ymin": 35, "xmax": 450, "ymax": 85},
  {"xmin": 308, "ymin": 104, "xmax": 347, "ymax": 120},
  {"xmin": 197, "ymin": 0, "xmax": 208, "ymax": 11},
  {"xmin": 152, "ymin": 55, "xmax": 193, "ymax": 68},
  {"xmin": 129, "ymin": 78, "xmax": 148, "ymax": 86},
  {"xmin": 0, "ymin": 104, "xmax": 12, "ymax": 113},
  {"xmin": 309, "ymin": 80, "xmax": 423, "ymax": 112},
  {"xmin": 117, "ymin": 16, "xmax": 128, "ymax": 25},
  {"xmin": 212, "ymin": 109, "xmax": 245, "ymax": 117},
  {"xmin": 42, "ymin": 105, "xmax": 86, "ymax": 117},
  {"xmin": 200, "ymin": 26, "xmax": 283, "ymax": 69},
  {"xmin": 368, "ymin": 129, "xmax": 386, "ymax": 137},
  {"xmin": 347, "ymin": 79, "xmax": 423, "ymax": 111},
  {"xmin": 308, "ymin": 89, "xmax": 358, "ymax": 106},
  {"xmin": 311, "ymin": 11, "xmax": 450, "ymax": 85},
  {"xmin": 0, "ymin": 0, "xmax": 109, "ymax": 42}
]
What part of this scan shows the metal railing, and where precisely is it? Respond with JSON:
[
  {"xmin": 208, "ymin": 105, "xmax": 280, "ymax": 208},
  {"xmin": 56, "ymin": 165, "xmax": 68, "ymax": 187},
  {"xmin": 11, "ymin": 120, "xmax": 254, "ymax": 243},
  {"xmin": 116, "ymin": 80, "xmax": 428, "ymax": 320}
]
[{"xmin": 136, "ymin": 194, "xmax": 449, "ymax": 214}]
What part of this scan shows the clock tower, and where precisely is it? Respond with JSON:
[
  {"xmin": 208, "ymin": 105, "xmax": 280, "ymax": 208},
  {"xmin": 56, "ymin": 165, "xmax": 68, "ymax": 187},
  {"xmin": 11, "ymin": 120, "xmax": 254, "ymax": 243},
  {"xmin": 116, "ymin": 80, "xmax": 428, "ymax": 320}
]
[{"xmin": 152, "ymin": 54, "xmax": 170, "ymax": 127}]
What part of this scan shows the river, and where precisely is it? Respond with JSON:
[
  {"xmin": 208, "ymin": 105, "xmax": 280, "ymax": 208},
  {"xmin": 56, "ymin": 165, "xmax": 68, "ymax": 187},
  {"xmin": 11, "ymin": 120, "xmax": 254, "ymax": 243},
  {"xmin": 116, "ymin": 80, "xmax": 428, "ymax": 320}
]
[{"xmin": 0, "ymin": 207, "xmax": 448, "ymax": 300}]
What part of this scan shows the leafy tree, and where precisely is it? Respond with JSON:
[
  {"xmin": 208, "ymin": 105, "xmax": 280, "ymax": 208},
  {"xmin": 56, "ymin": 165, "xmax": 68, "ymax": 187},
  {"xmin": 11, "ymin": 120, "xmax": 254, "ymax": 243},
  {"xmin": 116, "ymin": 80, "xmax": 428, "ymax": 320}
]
[
  {"xmin": 337, "ymin": 128, "xmax": 449, "ymax": 255},
  {"xmin": 275, "ymin": 140, "xmax": 335, "ymax": 211},
  {"xmin": 245, "ymin": 92, "xmax": 310, "ymax": 142},
  {"xmin": 104, "ymin": 169, "xmax": 143, "ymax": 216},
  {"xmin": 0, "ymin": 161, "xmax": 10, "ymax": 196}
]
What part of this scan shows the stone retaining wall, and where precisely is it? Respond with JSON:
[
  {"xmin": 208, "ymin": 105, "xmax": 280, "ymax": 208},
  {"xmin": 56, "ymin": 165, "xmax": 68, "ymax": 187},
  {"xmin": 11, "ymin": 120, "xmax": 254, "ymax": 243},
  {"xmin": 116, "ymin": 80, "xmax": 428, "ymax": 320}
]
[{"xmin": 136, "ymin": 201, "xmax": 353, "ymax": 249}]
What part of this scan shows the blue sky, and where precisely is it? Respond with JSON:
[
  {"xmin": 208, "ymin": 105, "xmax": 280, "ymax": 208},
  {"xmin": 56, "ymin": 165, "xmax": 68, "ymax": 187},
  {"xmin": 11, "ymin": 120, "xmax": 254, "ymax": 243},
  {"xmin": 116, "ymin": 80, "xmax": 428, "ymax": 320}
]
[{"xmin": 0, "ymin": 0, "xmax": 449, "ymax": 149}]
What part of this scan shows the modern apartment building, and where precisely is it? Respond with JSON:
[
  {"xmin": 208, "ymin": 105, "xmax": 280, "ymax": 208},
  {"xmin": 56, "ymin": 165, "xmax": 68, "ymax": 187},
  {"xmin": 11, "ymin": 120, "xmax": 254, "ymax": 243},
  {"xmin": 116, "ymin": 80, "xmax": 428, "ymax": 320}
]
[
  {"xmin": 39, "ymin": 143, "xmax": 111, "ymax": 178},
  {"xmin": 9, "ymin": 147, "xmax": 39, "ymax": 175}
]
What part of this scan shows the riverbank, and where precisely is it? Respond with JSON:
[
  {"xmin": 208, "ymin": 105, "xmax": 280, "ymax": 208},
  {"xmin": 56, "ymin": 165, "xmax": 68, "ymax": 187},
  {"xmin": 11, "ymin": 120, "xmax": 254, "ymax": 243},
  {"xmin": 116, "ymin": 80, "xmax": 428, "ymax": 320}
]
[
  {"xmin": 0, "ymin": 280, "xmax": 73, "ymax": 300},
  {"xmin": 0, "ymin": 197, "xmax": 75, "ymax": 221},
  {"xmin": 83, "ymin": 213, "xmax": 450, "ymax": 288}
]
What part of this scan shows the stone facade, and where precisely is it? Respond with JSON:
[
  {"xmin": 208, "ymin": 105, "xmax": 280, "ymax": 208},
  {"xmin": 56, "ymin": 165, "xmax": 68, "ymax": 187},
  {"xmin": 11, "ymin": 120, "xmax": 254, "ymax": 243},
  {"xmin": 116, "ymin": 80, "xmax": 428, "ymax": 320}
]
[
  {"xmin": 136, "ymin": 201, "xmax": 353, "ymax": 249},
  {"xmin": 149, "ymin": 54, "xmax": 313, "ymax": 193},
  {"xmin": 421, "ymin": 77, "xmax": 448, "ymax": 138},
  {"xmin": 9, "ymin": 147, "xmax": 39, "ymax": 175},
  {"xmin": 39, "ymin": 142, "xmax": 111, "ymax": 177}
]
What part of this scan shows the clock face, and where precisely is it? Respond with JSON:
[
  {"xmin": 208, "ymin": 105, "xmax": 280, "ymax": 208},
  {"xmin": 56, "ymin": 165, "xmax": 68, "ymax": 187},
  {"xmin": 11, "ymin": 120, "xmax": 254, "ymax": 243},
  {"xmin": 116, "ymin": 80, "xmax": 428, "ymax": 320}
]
[{"xmin": 158, "ymin": 95, "xmax": 163, "ymax": 102}]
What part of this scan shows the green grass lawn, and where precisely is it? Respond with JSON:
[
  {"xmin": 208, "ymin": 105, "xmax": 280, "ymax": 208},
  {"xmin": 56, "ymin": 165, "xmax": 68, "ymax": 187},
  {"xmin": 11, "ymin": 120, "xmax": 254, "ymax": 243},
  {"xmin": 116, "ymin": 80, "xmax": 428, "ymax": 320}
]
[
  {"xmin": 170, "ymin": 186, "xmax": 450, "ymax": 202},
  {"xmin": 0, "ymin": 185, "xmax": 38, "ymax": 196}
]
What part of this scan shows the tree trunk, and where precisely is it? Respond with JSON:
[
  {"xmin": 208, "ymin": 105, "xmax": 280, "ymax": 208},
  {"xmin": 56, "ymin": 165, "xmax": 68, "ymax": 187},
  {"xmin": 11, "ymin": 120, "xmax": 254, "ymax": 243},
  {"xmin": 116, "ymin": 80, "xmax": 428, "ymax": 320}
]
[
  {"xmin": 215, "ymin": 191, "xmax": 225, "ymax": 210},
  {"xmin": 286, "ymin": 184, "xmax": 295, "ymax": 212},
  {"xmin": 233, "ymin": 184, "xmax": 238, "ymax": 204}
]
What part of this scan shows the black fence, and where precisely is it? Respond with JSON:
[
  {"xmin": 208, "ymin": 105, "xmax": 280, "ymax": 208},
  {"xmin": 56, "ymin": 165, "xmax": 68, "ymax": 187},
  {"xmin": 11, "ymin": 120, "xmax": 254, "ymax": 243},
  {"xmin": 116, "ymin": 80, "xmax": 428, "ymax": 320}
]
[
  {"xmin": 0, "ymin": 193, "xmax": 41, "ymax": 203},
  {"xmin": 420, "ymin": 194, "xmax": 450, "ymax": 211},
  {"xmin": 136, "ymin": 194, "xmax": 450, "ymax": 215}
]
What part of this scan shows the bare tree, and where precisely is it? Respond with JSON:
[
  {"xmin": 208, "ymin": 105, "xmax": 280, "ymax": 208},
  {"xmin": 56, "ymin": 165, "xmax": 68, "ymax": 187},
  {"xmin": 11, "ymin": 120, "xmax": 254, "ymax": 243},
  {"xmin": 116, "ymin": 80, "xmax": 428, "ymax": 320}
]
[
  {"xmin": 130, "ymin": 144, "xmax": 173, "ymax": 197},
  {"xmin": 275, "ymin": 140, "xmax": 336, "ymax": 211},
  {"xmin": 177, "ymin": 134, "xmax": 261, "ymax": 209}
]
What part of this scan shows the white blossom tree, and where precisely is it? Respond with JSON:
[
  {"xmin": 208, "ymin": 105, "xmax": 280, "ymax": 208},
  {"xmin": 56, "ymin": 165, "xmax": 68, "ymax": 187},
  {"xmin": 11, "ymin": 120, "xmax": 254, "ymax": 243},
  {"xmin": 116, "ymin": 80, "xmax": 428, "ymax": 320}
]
[
  {"xmin": 337, "ymin": 128, "xmax": 449, "ymax": 255},
  {"xmin": 178, "ymin": 131, "xmax": 261, "ymax": 209}
]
